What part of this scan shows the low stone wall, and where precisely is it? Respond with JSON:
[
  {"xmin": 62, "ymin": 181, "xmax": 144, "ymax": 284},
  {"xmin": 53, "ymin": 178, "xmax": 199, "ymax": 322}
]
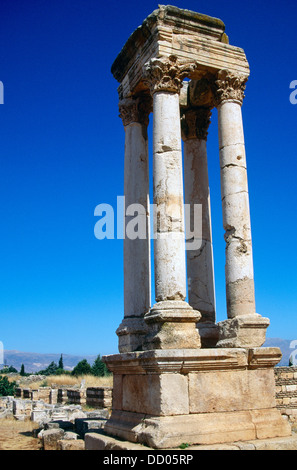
[
  {"xmin": 15, "ymin": 386, "xmax": 112, "ymax": 409},
  {"xmin": 58, "ymin": 389, "xmax": 68, "ymax": 404},
  {"xmin": 275, "ymin": 366, "xmax": 297, "ymax": 423},
  {"xmin": 31, "ymin": 387, "xmax": 51, "ymax": 403},
  {"xmin": 86, "ymin": 387, "xmax": 112, "ymax": 409},
  {"xmin": 66, "ymin": 389, "xmax": 86, "ymax": 406}
]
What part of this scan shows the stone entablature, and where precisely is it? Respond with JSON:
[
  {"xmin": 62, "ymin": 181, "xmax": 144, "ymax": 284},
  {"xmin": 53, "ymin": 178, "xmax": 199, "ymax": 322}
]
[{"xmin": 111, "ymin": 5, "xmax": 249, "ymax": 101}]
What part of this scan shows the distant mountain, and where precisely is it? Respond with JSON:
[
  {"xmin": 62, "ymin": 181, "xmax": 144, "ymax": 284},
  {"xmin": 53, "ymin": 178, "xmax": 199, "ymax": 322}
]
[
  {"xmin": 2, "ymin": 350, "xmax": 98, "ymax": 374},
  {"xmin": 1, "ymin": 338, "xmax": 295, "ymax": 373},
  {"xmin": 263, "ymin": 338, "xmax": 296, "ymax": 366}
]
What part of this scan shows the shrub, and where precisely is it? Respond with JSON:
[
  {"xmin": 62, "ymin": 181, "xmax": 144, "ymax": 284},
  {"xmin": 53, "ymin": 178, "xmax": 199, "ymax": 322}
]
[
  {"xmin": 0, "ymin": 366, "xmax": 18, "ymax": 374},
  {"xmin": 0, "ymin": 375, "xmax": 17, "ymax": 396}
]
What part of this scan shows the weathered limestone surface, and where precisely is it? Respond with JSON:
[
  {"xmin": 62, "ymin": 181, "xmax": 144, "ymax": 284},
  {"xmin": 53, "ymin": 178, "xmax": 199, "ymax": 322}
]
[
  {"xmin": 85, "ymin": 431, "xmax": 297, "ymax": 451},
  {"xmin": 103, "ymin": 348, "xmax": 291, "ymax": 448},
  {"xmin": 105, "ymin": 4, "xmax": 283, "ymax": 450},
  {"xmin": 213, "ymin": 71, "xmax": 269, "ymax": 347},
  {"xmin": 112, "ymin": 5, "xmax": 250, "ymax": 100},
  {"xmin": 151, "ymin": 90, "xmax": 186, "ymax": 302}
]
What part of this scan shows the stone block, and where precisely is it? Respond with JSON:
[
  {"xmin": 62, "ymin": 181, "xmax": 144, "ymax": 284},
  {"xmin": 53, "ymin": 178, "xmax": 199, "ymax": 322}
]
[
  {"xmin": 188, "ymin": 368, "xmax": 276, "ymax": 413},
  {"xmin": 85, "ymin": 432, "xmax": 147, "ymax": 451},
  {"xmin": 122, "ymin": 373, "xmax": 189, "ymax": 416},
  {"xmin": 85, "ymin": 432, "xmax": 297, "ymax": 451},
  {"xmin": 42, "ymin": 428, "xmax": 65, "ymax": 450},
  {"xmin": 75, "ymin": 418, "xmax": 107, "ymax": 437},
  {"xmin": 217, "ymin": 314, "xmax": 270, "ymax": 348},
  {"xmin": 105, "ymin": 408, "xmax": 291, "ymax": 449},
  {"xmin": 13, "ymin": 399, "xmax": 32, "ymax": 420},
  {"xmin": 57, "ymin": 439, "xmax": 85, "ymax": 450},
  {"xmin": 63, "ymin": 431, "xmax": 79, "ymax": 440},
  {"xmin": 31, "ymin": 410, "xmax": 50, "ymax": 425}
]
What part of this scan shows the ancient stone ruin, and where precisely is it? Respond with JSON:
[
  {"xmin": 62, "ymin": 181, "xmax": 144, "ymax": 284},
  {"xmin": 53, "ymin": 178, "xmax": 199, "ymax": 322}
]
[{"xmin": 95, "ymin": 5, "xmax": 297, "ymax": 449}]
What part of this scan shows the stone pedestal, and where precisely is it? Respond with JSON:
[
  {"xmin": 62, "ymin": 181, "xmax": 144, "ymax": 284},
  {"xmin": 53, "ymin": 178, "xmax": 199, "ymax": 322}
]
[{"xmin": 103, "ymin": 347, "xmax": 291, "ymax": 449}]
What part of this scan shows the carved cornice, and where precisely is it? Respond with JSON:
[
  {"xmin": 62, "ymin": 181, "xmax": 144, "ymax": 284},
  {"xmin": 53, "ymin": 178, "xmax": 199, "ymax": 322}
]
[
  {"xmin": 119, "ymin": 95, "xmax": 152, "ymax": 127},
  {"xmin": 103, "ymin": 348, "xmax": 249, "ymax": 375},
  {"xmin": 181, "ymin": 107, "xmax": 212, "ymax": 141},
  {"xmin": 214, "ymin": 69, "xmax": 248, "ymax": 106},
  {"xmin": 143, "ymin": 55, "xmax": 195, "ymax": 94}
]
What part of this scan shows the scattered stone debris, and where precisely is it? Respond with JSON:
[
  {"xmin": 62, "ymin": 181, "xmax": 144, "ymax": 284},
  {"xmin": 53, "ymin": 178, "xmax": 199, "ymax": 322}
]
[{"xmin": 0, "ymin": 386, "xmax": 111, "ymax": 450}]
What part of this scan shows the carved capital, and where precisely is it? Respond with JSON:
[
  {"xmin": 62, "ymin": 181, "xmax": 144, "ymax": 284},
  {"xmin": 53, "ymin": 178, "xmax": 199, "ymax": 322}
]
[
  {"xmin": 181, "ymin": 107, "xmax": 212, "ymax": 141},
  {"xmin": 144, "ymin": 55, "xmax": 195, "ymax": 95},
  {"xmin": 119, "ymin": 95, "xmax": 152, "ymax": 127},
  {"xmin": 214, "ymin": 70, "xmax": 248, "ymax": 106}
]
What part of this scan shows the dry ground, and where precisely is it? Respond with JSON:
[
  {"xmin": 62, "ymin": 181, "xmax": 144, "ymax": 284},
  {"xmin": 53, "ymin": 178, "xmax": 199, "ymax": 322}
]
[{"xmin": 0, "ymin": 418, "xmax": 41, "ymax": 450}]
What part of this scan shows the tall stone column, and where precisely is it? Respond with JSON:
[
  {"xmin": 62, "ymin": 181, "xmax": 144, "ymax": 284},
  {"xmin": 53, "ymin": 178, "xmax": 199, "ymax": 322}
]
[
  {"xmin": 116, "ymin": 95, "xmax": 152, "ymax": 352},
  {"xmin": 143, "ymin": 55, "xmax": 201, "ymax": 349},
  {"xmin": 182, "ymin": 106, "xmax": 218, "ymax": 347},
  {"xmin": 214, "ymin": 70, "xmax": 269, "ymax": 347}
]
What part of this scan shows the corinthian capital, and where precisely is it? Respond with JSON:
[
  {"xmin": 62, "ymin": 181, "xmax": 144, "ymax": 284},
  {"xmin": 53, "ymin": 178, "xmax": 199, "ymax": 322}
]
[
  {"xmin": 143, "ymin": 55, "xmax": 195, "ymax": 95},
  {"xmin": 214, "ymin": 70, "xmax": 248, "ymax": 106},
  {"xmin": 181, "ymin": 107, "xmax": 212, "ymax": 141},
  {"xmin": 119, "ymin": 94, "xmax": 152, "ymax": 127}
]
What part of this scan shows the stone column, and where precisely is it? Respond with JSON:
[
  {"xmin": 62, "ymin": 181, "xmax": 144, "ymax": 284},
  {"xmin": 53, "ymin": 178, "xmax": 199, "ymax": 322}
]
[
  {"xmin": 214, "ymin": 70, "xmax": 269, "ymax": 347},
  {"xmin": 182, "ymin": 106, "xmax": 218, "ymax": 347},
  {"xmin": 142, "ymin": 55, "xmax": 201, "ymax": 349},
  {"xmin": 116, "ymin": 95, "xmax": 152, "ymax": 352}
]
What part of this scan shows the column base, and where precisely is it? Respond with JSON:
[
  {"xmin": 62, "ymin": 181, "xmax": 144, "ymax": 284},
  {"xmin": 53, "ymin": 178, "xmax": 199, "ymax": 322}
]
[
  {"xmin": 143, "ymin": 300, "xmax": 201, "ymax": 349},
  {"xmin": 103, "ymin": 347, "xmax": 291, "ymax": 449},
  {"xmin": 85, "ymin": 430, "xmax": 297, "ymax": 451},
  {"xmin": 104, "ymin": 408, "xmax": 291, "ymax": 449},
  {"xmin": 116, "ymin": 317, "xmax": 148, "ymax": 353},
  {"xmin": 216, "ymin": 314, "xmax": 270, "ymax": 348}
]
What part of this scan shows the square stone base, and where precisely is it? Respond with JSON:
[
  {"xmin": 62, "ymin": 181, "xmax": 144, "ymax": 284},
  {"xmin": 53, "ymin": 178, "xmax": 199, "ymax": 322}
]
[
  {"xmin": 85, "ymin": 430, "xmax": 297, "ymax": 451},
  {"xmin": 103, "ymin": 347, "xmax": 292, "ymax": 449}
]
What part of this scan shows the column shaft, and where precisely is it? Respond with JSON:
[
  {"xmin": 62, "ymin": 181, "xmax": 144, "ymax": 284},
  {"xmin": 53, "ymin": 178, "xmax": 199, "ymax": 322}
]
[
  {"xmin": 215, "ymin": 70, "xmax": 269, "ymax": 348},
  {"xmin": 124, "ymin": 122, "xmax": 151, "ymax": 315},
  {"xmin": 182, "ymin": 108, "xmax": 216, "ymax": 323},
  {"xmin": 142, "ymin": 56, "xmax": 201, "ymax": 349},
  {"xmin": 153, "ymin": 91, "xmax": 187, "ymax": 302},
  {"xmin": 116, "ymin": 97, "xmax": 151, "ymax": 352},
  {"xmin": 218, "ymin": 100, "xmax": 255, "ymax": 318}
]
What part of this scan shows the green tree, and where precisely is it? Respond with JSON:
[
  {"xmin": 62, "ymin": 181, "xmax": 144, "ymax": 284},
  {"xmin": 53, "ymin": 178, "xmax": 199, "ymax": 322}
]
[
  {"xmin": 38, "ymin": 361, "xmax": 58, "ymax": 376},
  {"xmin": 92, "ymin": 355, "xmax": 110, "ymax": 377},
  {"xmin": 58, "ymin": 354, "xmax": 64, "ymax": 370},
  {"xmin": 20, "ymin": 364, "xmax": 25, "ymax": 376},
  {"xmin": 0, "ymin": 375, "xmax": 17, "ymax": 396},
  {"xmin": 71, "ymin": 359, "xmax": 92, "ymax": 376}
]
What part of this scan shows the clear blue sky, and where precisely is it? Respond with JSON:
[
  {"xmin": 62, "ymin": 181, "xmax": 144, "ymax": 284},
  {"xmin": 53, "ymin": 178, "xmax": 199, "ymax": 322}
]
[{"xmin": 0, "ymin": 0, "xmax": 296, "ymax": 356}]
